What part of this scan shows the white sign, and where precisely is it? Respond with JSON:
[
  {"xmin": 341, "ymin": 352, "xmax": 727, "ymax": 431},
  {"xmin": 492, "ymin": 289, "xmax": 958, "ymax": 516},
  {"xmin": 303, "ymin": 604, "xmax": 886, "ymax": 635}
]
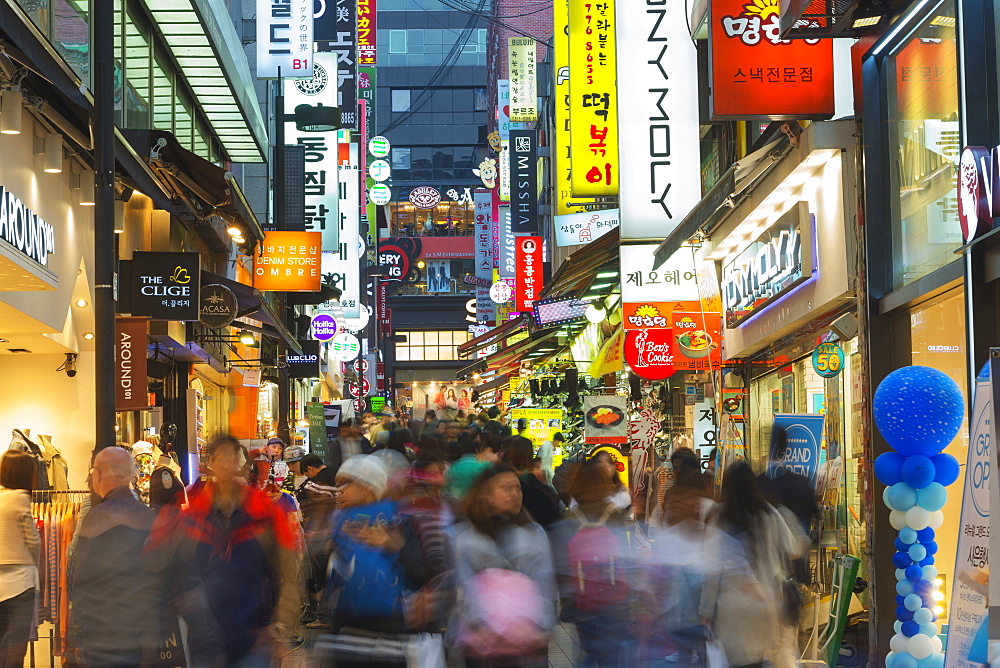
[
  {"xmin": 330, "ymin": 332, "xmax": 361, "ymax": 361},
  {"xmin": 620, "ymin": 244, "xmax": 699, "ymax": 304},
  {"xmin": 498, "ymin": 141, "xmax": 510, "ymax": 201},
  {"xmin": 489, "ymin": 281, "xmax": 512, "ymax": 303},
  {"xmin": 369, "ymin": 183, "xmax": 391, "ymax": 205},
  {"xmin": 554, "ymin": 208, "xmax": 620, "ymax": 247},
  {"xmin": 319, "ymin": 143, "xmax": 361, "ymax": 319},
  {"xmin": 341, "ymin": 305, "xmax": 371, "ymax": 333},
  {"xmin": 369, "ymin": 135, "xmax": 390, "ymax": 157},
  {"xmin": 369, "ymin": 159, "xmax": 391, "ymax": 182},
  {"xmin": 242, "ymin": 368, "xmax": 261, "ymax": 387},
  {"xmin": 256, "ymin": 0, "xmax": 313, "ymax": 79},
  {"xmin": 0, "ymin": 186, "xmax": 56, "ymax": 270},
  {"xmin": 615, "ymin": 0, "xmax": 700, "ymax": 239},
  {"xmin": 284, "ymin": 53, "xmax": 339, "ymax": 249}
]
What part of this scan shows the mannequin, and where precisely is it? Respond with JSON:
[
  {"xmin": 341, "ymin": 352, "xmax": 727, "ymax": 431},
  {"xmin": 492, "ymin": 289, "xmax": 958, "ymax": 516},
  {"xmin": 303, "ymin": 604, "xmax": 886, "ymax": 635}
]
[{"xmin": 35, "ymin": 433, "xmax": 69, "ymax": 491}]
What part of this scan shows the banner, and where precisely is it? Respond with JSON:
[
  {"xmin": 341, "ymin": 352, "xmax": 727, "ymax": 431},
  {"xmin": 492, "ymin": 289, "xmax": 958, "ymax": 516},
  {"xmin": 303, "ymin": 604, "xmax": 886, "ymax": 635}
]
[
  {"xmin": 317, "ymin": 0, "xmax": 357, "ymax": 129},
  {"xmin": 710, "ymin": 0, "xmax": 834, "ymax": 120},
  {"xmin": 515, "ymin": 236, "xmax": 543, "ymax": 311},
  {"xmin": 615, "ymin": 0, "xmax": 700, "ymax": 238},
  {"xmin": 115, "ymin": 317, "xmax": 148, "ymax": 412},
  {"xmin": 307, "ymin": 402, "xmax": 327, "ymax": 460},
  {"xmin": 509, "ymin": 129, "xmax": 538, "ymax": 233},
  {"xmin": 584, "ymin": 396, "xmax": 628, "ymax": 445},
  {"xmin": 588, "ymin": 326, "xmax": 625, "ymax": 378},
  {"xmin": 510, "ymin": 408, "xmax": 563, "ymax": 448},
  {"xmin": 357, "ymin": 0, "xmax": 376, "ymax": 65},
  {"xmin": 554, "ymin": 208, "xmax": 619, "ymax": 246},
  {"xmin": 768, "ymin": 414, "xmax": 824, "ymax": 485},
  {"xmin": 508, "ymin": 38, "xmax": 537, "ymax": 122},
  {"xmin": 254, "ymin": 231, "xmax": 322, "ymax": 291},
  {"xmin": 945, "ymin": 364, "xmax": 990, "ymax": 668},
  {"xmin": 568, "ymin": 0, "xmax": 618, "ymax": 197},
  {"xmin": 256, "ymin": 0, "xmax": 313, "ymax": 79},
  {"xmin": 553, "ymin": 0, "xmax": 594, "ymax": 215}
]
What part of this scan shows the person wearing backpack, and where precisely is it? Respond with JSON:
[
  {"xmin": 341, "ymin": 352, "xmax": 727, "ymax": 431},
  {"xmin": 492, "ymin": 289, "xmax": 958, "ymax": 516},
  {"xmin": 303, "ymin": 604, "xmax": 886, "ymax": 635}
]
[{"xmin": 551, "ymin": 458, "xmax": 635, "ymax": 666}]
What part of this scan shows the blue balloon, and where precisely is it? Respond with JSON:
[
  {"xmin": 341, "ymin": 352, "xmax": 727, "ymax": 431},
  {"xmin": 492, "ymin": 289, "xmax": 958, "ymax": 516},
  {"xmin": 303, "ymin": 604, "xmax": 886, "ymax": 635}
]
[
  {"xmin": 906, "ymin": 565, "xmax": 924, "ymax": 582},
  {"xmin": 898, "ymin": 605, "xmax": 913, "ymax": 620},
  {"xmin": 895, "ymin": 537, "xmax": 909, "ymax": 551},
  {"xmin": 904, "ymin": 594, "xmax": 923, "ymax": 611},
  {"xmin": 919, "ymin": 623, "xmax": 939, "ymax": 637},
  {"xmin": 931, "ymin": 453, "xmax": 960, "ymax": 486},
  {"xmin": 917, "ymin": 527, "xmax": 936, "ymax": 543},
  {"xmin": 913, "ymin": 579, "xmax": 933, "ymax": 596},
  {"xmin": 900, "ymin": 527, "xmax": 918, "ymax": 544},
  {"xmin": 921, "ymin": 653, "xmax": 944, "ymax": 668},
  {"xmin": 919, "ymin": 556, "xmax": 935, "ymax": 566},
  {"xmin": 922, "ymin": 565, "xmax": 938, "ymax": 581},
  {"xmin": 876, "ymin": 452, "xmax": 907, "ymax": 485},
  {"xmin": 901, "ymin": 621, "xmax": 920, "ymax": 638},
  {"xmin": 887, "ymin": 482, "xmax": 919, "ymax": 510},
  {"xmin": 916, "ymin": 483, "xmax": 947, "ymax": 511},
  {"xmin": 902, "ymin": 456, "xmax": 937, "ymax": 489},
  {"xmin": 894, "ymin": 620, "xmax": 903, "ymax": 634},
  {"xmin": 924, "ymin": 541, "xmax": 938, "ymax": 556},
  {"xmin": 894, "ymin": 551, "xmax": 913, "ymax": 568},
  {"xmin": 913, "ymin": 608, "xmax": 933, "ymax": 625},
  {"xmin": 897, "ymin": 580, "xmax": 914, "ymax": 596},
  {"xmin": 908, "ymin": 544, "xmax": 928, "ymax": 562},
  {"xmin": 873, "ymin": 366, "xmax": 965, "ymax": 455},
  {"xmin": 897, "ymin": 568, "xmax": 907, "ymax": 581},
  {"xmin": 895, "ymin": 652, "xmax": 918, "ymax": 668}
]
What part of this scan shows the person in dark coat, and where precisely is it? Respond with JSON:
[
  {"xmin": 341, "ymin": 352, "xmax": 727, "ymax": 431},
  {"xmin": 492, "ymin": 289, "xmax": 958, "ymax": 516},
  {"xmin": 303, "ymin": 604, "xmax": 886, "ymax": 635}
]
[
  {"xmin": 505, "ymin": 437, "xmax": 563, "ymax": 528},
  {"xmin": 67, "ymin": 446, "xmax": 157, "ymax": 668}
]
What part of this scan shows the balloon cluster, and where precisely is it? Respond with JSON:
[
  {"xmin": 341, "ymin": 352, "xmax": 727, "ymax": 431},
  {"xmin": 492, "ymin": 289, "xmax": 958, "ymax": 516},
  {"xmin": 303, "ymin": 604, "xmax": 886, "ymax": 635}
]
[{"xmin": 873, "ymin": 366, "xmax": 964, "ymax": 668}]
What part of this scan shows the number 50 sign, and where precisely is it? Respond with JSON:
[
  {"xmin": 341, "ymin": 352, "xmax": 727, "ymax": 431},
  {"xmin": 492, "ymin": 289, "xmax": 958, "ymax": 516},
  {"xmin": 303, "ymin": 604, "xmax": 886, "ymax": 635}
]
[{"xmin": 812, "ymin": 342, "xmax": 845, "ymax": 378}]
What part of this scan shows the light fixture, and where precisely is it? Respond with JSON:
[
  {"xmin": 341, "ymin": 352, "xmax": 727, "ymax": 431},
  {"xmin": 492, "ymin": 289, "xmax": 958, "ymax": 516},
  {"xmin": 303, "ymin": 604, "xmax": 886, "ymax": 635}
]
[
  {"xmin": 586, "ymin": 304, "xmax": 607, "ymax": 324},
  {"xmin": 417, "ymin": 260, "xmax": 426, "ymax": 268},
  {"xmin": 0, "ymin": 89, "xmax": 21, "ymax": 134},
  {"xmin": 596, "ymin": 270, "xmax": 618, "ymax": 279},
  {"xmin": 929, "ymin": 15, "xmax": 955, "ymax": 27},
  {"xmin": 114, "ymin": 200, "xmax": 125, "ymax": 234},
  {"xmin": 851, "ymin": 15, "xmax": 882, "ymax": 27},
  {"xmin": 238, "ymin": 329, "xmax": 259, "ymax": 347},
  {"xmin": 82, "ymin": 332, "xmax": 95, "ymax": 340},
  {"xmin": 297, "ymin": 418, "xmax": 310, "ymax": 427},
  {"xmin": 79, "ymin": 170, "xmax": 96, "ymax": 206},
  {"xmin": 933, "ymin": 605, "xmax": 944, "ymax": 616},
  {"xmin": 233, "ymin": 235, "xmax": 246, "ymax": 244},
  {"xmin": 870, "ymin": 0, "xmax": 935, "ymax": 56},
  {"xmin": 41, "ymin": 133, "xmax": 63, "ymax": 173},
  {"xmin": 227, "ymin": 225, "xmax": 242, "ymax": 237},
  {"xmin": 75, "ymin": 299, "xmax": 88, "ymax": 308}
]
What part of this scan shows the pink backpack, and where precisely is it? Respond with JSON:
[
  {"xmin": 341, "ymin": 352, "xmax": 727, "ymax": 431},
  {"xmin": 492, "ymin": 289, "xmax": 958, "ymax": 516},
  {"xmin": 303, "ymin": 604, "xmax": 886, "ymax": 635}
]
[{"xmin": 568, "ymin": 505, "xmax": 628, "ymax": 613}]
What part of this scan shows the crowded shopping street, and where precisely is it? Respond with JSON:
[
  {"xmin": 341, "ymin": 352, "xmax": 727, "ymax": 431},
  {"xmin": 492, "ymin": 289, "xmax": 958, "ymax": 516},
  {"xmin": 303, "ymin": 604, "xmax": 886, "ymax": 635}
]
[{"xmin": 0, "ymin": 0, "xmax": 989, "ymax": 665}]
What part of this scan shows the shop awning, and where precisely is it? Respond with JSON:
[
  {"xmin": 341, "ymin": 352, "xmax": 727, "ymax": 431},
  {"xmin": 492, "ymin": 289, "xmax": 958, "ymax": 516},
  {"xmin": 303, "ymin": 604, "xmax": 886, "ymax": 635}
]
[
  {"xmin": 538, "ymin": 228, "xmax": 620, "ymax": 302},
  {"xmin": 201, "ymin": 271, "xmax": 303, "ymax": 355},
  {"xmin": 457, "ymin": 313, "xmax": 530, "ymax": 358},
  {"xmin": 478, "ymin": 329, "xmax": 561, "ymax": 370}
]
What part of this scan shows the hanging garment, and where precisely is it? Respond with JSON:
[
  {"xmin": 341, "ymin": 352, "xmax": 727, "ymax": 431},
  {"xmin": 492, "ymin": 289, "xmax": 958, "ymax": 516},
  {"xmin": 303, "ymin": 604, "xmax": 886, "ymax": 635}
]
[
  {"xmin": 36, "ymin": 434, "xmax": 69, "ymax": 491},
  {"xmin": 9, "ymin": 429, "xmax": 50, "ymax": 490}
]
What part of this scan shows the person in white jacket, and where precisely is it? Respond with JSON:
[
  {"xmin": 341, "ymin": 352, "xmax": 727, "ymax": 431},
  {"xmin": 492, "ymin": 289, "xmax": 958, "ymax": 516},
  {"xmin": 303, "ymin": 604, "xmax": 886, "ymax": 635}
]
[{"xmin": 0, "ymin": 451, "xmax": 40, "ymax": 667}]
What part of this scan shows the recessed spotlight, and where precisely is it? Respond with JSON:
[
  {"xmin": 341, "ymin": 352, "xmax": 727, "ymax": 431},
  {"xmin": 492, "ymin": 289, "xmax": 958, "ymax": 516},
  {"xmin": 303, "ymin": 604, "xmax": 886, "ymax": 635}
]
[
  {"xmin": 227, "ymin": 225, "xmax": 242, "ymax": 237},
  {"xmin": 75, "ymin": 299, "xmax": 88, "ymax": 308},
  {"xmin": 82, "ymin": 332, "xmax": 95, "ymax": 340}
]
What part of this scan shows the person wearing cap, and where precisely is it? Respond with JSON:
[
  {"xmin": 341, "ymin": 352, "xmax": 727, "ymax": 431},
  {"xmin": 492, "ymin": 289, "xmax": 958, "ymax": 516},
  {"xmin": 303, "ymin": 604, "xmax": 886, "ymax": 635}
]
[
  {"xmin": 320, "ymin": 455, "xmax": 428, "ymax": 665},
  {"xmin": 248, "ymin": 437, "xmax": 290, "ymax": 492}
]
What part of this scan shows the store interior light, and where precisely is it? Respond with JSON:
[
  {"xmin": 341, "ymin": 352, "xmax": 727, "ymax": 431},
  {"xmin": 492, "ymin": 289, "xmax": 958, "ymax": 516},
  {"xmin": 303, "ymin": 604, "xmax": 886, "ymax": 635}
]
[
  {"xmin": 238, "ymin": 330, "xmax": 259, "ymax": 347},
  {"xmin": 114, "ymin": 200, "xmax": 125, "ymax": 234},
  {"xmin": 233, "ymin": 235, "xmax": 246, "ymax": 244},
  {"xmin": 596, "ymin": 271, "xmax": 618, "ymax": 279},
  {"xmin": 82, "ymin": 332, "xmax": 95, "ymax": 340},
  {"xmin": 75, "ymin": 299, "xmax": 88, "ymax": 308},
  {"xmin": 929, "ymin": 15, "xmax": 955, "ymax": 27},
  {"xmin": 0, "ymin": 89, "xmax": 21, "ymax": 134},
  {"xmin": 79, "ymin": 170, "xmax": 96, "ymax": 206}
]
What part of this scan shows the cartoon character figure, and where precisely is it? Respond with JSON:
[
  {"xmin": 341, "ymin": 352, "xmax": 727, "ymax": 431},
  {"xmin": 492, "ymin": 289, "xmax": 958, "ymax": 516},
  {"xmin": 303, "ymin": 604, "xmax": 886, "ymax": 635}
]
[
  {"xmin": 487, "ymin": 131, "xmax": 502, "ymax": 152},
  {"xmin": 473, "ymin": 158, "xmax": 498, "ymax": 189}
]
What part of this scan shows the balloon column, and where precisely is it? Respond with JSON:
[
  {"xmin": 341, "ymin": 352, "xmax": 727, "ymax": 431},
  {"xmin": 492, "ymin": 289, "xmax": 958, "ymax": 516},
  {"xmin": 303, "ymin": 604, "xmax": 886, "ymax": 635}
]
[{"xmin": 873, "ymin": 366, "xmax": 964, "ymax": 668}]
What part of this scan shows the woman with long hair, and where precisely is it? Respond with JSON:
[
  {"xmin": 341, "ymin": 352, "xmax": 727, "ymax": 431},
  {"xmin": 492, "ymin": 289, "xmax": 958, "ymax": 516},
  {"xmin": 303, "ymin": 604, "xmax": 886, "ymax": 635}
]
[
  {"xmin": 0, "ymin": 452, "xmax": 38, "ymax": 668},
  {"xmin": 451, "ymin": 465, "xmax": 556, "ymax": 667},
  {"xmin": 505, "ymin": 437, "xmax": 562, "ymax": 528}
]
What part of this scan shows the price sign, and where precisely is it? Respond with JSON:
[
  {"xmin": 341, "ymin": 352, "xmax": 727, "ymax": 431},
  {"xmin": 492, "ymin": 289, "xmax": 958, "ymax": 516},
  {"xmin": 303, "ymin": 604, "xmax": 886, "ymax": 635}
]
[{"xmin": 812, "ymin": 341, "xmax": 844, "ymax": 378}]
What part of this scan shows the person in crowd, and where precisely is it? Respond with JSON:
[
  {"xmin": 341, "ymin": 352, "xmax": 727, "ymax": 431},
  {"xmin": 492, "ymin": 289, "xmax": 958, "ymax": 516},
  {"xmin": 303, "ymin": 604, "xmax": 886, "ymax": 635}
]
[
  {"xmin": 334, "ymin": 418, "xmax": 371, "ymax": 466},
  {"xmin": 451, "ymin": 465, "xmax": 556, "ymax": 667},
  {"xmin": 418, "ymin": 410, "xmax": 438, "ymax": 439},
  {"xmin": 506, "ymin": 436, "xmax": 562, "ymax": 528},
  {"xmin": 757, "ymin": 427, "xmax": 819, "ymax": 536},
  {"xmin": 68, "ymin": 447, "xmax": 158, "ymax": 668},
  {"xmin": 704, "ymin": 446, "xmax": 719, "ymax": 491},
  {"xmin": 248, "ymin": 437, "xmax": 290, "ymax": 491},
  {"xmin": 657, "ymin": 447, "xmax": 713, "ymax": 528},
  {"xmin": 319, "ymin": 455, "xmax": 428, "ymax": 667},
  {"xmin": 589, "ymin": 450, "xmax": 632, "ymax": 512},
  {"xmin": 712, "ymin": 461, "xmax": 805, "ymax": 668},
  {"xmin": 387, "ymin": 428, "xmax": 416, "ymax": 461},
  {"xmin": 149, "ymin": 436, "xmax": 302, "ymax": 668},
  {"xmin": 536, "ymin": 432, "xmax": 562, "ymax": 487},
  {"xmin": 444, "ymin": 431, "xmax": 497, "ymax": 504},
  {"xmin": 372, "ymin": 429, "xmax": 410, "ymax": 475},
  {"xmin": 551, "ymin": 458, "xmax": 635, "ymax": 666},
  {"xmin": 0, "ymin": 452, "xmax": 39, "ymax": 668}
]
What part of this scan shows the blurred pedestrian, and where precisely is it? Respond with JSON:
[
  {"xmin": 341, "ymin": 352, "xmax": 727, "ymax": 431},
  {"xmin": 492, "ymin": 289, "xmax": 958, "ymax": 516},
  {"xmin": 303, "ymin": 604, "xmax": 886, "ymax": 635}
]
[
  {"xmin": 452, "ymin": 465, "xmax": 556, "ymax": 667},
  {"xmin": 506, "ymin": 437, "xmax": 562, "ymax": 528},
  {"xmin": 444, "ymin": 432, "xmax": 497, "ymax": 505},
  {"xmin": 0, "ymin": 452, "xmax": 39, "ymax": 668},
  {"xmin": 295, "ymin": 453, "xmax": 338, "ymax": 628},
  {"xmin": 586, "ymin": 450, "xmax": 631, "ymax": 512},
  {"xmin": 248, "ymin": 437, "xmax": 290, "ymax": 491},
  {"xmin": 68, "ymin": 447, "xmax": 158, "ymax": 668}
]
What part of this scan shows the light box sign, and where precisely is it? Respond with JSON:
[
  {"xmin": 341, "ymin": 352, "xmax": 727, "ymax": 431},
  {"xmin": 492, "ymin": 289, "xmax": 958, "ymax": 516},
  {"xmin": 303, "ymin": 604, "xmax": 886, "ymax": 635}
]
[
  {"xmin": 709, "ymin": 0, "xmax": 834, "ymax": 120},
  {"xmin": 533, "ymin": 297, "xmax": 589, "ymax": 327},
  {"xmin": 568, "ymin": 0, "xmax": 618, "ymax": 196},
  {"xmin": 128, "ymin": 251, "xmax": 201, "ymax": 321},
  {"xmin": 474, "ymin": 189, "xmax": 494, "ymax": 279},
  {"xmin": 554, "ymin": 208, "xmax": 619, "ymax": 247},
  {"xmin": 254, "ymin": 231, "xmax": 322, "ymax": 292},
  {"xmin": 287, "ymin": 340, "xmax": 320, "ymax": 378},
  {"xmin": 357, "ymin": 0, "xmax": 376, "ymax": 64},
  {"xmin": 509, "ymin": 38, "xmax": 537, "ymax": 122},
  {"xmin": 615, "ymin": 0, "xmax": 700, "ymax": 239},
  {"xmin": 256, "ymin": 0, "xmax": 313, "ymax": 79},
  {"xmin": 721, "ymin": 202, "xmax": 815, "ymax": 328},
  {"xmin": 515, "ymin": 236, "xmax": 543, "ymax": 312},
  {"xmin": 510, "ymin": 130, "xmax": 538, "ymax": 233},
  {"xmin": 115, "ymin": 317, "xmax": 149, "ymax": 412},
  {"xmin": 625, "ymin": 329, "xmax": 675, "ymax": 380},
  {"xmin": 316, "ymin": 0, "xmax": 357, "ymax": 129},
  {"xmin": 620, "ymin": 244, "xmax": 699, "ymax": 314},
  {"xmin": 497, "ymin": 205, "xmax": 515, "ymax": 279}
]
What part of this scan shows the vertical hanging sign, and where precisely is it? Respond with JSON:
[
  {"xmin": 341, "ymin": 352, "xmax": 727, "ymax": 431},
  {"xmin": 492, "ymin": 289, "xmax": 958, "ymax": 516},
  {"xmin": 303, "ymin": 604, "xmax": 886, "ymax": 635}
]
[
  {"xmin": 553, "ymin": 0, "xmax": 593, "ymax": 215},
  {"xmin": 357, "ymin": 0, "xmax": 377, "ymax": 65},
  {"xmin": 508, "ymin": 38, "xmax": 538, "ymax": 122},
  {"xmin": 256, "ymin": 0, "xmax": 313, "ymax": 78},
  {"xmin": 615, "ymin": 0, "xmax": 701, "ymax": 239},
  {"xmin": 318, "ymin": 0, "xmax": 357, "ymax": 129},
  {"xmin": 515, "ymin": 236, "xmax": 543, "ymax": 312},
  {"xmin": 568, "ymin": 0, "xmax": 618, "ymax": 196},
  {"xmin": 509, "ymin": 129, "xmax": 538, "ymax": 234},
  {"xmin": 474, "ymin": 189, "xmax": 494, "ymax": 280},
  {"xmin": 116, "ymin": 317, "xmax": 149, "ymax": 412}
]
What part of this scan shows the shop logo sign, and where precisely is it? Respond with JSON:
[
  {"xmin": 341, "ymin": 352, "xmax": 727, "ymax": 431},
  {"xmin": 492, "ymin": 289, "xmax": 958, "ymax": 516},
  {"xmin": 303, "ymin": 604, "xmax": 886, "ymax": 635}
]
[
  {"xmin": 0, "ymin": 186, "xmax": 56, "ymax": 269},
  {"xmin": 311, "ymin": 313, "xmax": 338, "ymax": 341},
  {"xmin": 958, "ymin": 146, "xmax": 1000, "ymax": 242},
  {"xmin": 127, "ymin": 251, "xmax": 201, "ymax": 321},
  {"xmin": 625, "ymin": 329, "xmax": 676, "ymax": 380},
  {"xmin": 409, "ymin": 186, "xmax": 441, "ymax": 209},
  {"xmin": 199, "ymin": 284, "xmax": 238, "ymax": 329}
]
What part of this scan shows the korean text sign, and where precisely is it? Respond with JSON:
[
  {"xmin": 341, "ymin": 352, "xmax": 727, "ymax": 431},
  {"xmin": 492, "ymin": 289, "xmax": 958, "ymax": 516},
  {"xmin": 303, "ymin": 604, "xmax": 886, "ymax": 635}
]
[
  {"xmin": 553, "ymin": 0, "xmax": 595, "ymax": 215},
  {"xmin": 256, "ymin": 0, "xmax": 313, "ymax": 79},
  {"xmin": 568, "ymin": 0, "xmax": 618, "ymax": 196},
  {"xmin": 254, "ymin": 231, "xmax": 322, "ymax": 291},
  {"xmin": 474, "ymin": 189, "xmax": 494, "ymax": 280},
  {"xmin": 508, "ymin": 38, "xmax": 538, "ymax": 122},
  {"xmin": 510, "ymin": 129, "xmax": 538, "ymax": 233},
  {"xmin": 515, "ymin": 236, "xmax": 543, "ymax": 312},
  {"xmin": 710, "ymin": 0, "xmax": 834, "ymax": 119}
]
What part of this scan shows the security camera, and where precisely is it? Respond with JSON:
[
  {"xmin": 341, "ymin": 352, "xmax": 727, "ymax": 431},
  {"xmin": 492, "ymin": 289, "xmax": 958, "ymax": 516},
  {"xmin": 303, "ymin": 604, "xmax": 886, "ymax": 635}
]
[{"xmin": 58, "ymin": 353, "xmax": 78, "ymax": 377}]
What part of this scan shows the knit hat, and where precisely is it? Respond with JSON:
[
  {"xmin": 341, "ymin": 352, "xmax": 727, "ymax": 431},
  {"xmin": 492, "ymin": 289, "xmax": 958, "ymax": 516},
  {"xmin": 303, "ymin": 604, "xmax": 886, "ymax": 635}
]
[
  {"xmin": 336, "ymin": 454, "xmax": 388, "ymax": 499},
  {"xmin": 267, "ymin": 437, "xmax": 285, "ymax": 448}
]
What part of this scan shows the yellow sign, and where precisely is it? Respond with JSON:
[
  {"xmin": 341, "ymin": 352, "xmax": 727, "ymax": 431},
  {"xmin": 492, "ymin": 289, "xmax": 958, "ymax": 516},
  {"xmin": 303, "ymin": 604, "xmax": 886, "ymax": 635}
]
[
  {"xmin": 568, "ymin": 0, "xmax": 618, "ymax": 196},
  {"xmin": 588, "ymin": 324, "xmax": 625, "ymax": 378},
  {"xmin": 590, "ymin": 445, "xmax": 629, "ymax": 490},
  {"xmin": 511, "ymin": 408, "xmax": 563, "ymax": 448},
  {"xmin": 553, "ymin": 0, "xmax": 596, "ymax": 214},
  {"xmin": 508, "ymin": 38, "xmax": 538, "ymax": 122}
]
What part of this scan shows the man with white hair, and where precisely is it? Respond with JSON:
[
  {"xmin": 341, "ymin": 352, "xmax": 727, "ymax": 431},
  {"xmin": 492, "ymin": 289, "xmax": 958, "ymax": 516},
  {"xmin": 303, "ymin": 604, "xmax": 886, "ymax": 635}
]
[{"xmin": 67, "ymin": 446, "xmax": 157, "ymax": 667}]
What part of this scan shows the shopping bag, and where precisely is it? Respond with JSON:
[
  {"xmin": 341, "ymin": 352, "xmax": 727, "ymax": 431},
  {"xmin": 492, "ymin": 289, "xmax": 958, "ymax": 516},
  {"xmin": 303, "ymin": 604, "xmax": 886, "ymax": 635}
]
[
  {"xmin": 705, "ymin": 636, "xmax": 728, "ymax": 668},
  {"xmin": 407, "ymin": 633, "xmax": 446, "ymax": 668}
]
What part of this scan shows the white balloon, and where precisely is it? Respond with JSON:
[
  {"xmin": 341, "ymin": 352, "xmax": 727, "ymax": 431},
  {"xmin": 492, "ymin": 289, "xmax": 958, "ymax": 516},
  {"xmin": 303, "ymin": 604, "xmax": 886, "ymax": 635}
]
[
  {"xmin": 896, "ymin": 568, "xmax": 907, "ymax": 582},
  {"xmin": 927, "ymin": 510, "xmax": 944, "ymax": 529},
  {"xmin": 908, "ymin": 634, "xmax": 933, "ymax": 660},
  {"xmin": 890, "ymin": 633, "xmax": 910, "ymax": 654},
  {"xmin": 890, "ymin": 510, "xmax": 907, "ymax": 530},
  {"xmin": 894, "ymin": 621, "xmax": 903, "ymax": 634},
  {"xmin": 905, "ymin": 506, "xmax": 931, "ymax": 530},
  {"xmin": 930, "ymin": 636, "xmax": 942, "ymax": 654}
]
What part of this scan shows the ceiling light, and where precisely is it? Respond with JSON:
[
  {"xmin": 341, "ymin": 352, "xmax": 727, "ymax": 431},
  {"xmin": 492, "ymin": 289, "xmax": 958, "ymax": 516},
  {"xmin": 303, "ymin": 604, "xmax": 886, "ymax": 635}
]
[
  {"xmin": 929, "ymin": 15, "xmax": 955, "ymax": 27},
  {"xmin": 586, "ymin": 304, "xmax": 606, "ymax": 324},
  {"xmin": 238, "ymin": 329, "xmax": 258, "ymax": 347},
  {"xmin": 79, "ymin": 170, "xmax": 96, "ymax": 206},
  {"xmin": 0, "ymin": 89, "xmax": 21, "ymax": 134},
  {"xmin": 227, "ymin": 225, "xmax": 242, "ymax": 237},
  {"xmin": 114, "ymin": 200, "xmax": 125, "ymax": 234},
  {"xmin": 82, "ymin": 332, "xmax": 95, "ymax": 340},
  {"xmin": 851, "ymin": 16, "xmax": 882, "ymax": 27},
  {"xmin": 43, "ymin": 133, "xmax": 63, "ymax": 173},
  {"xmin": 233, "ymin": 235, "xmax": 246, "ymax": 244},
  {"xmin": 75, "ymin": 299, "xmax": 88, "ymax": 308},
  {"xmin": 417, "ymin": 260, "xmax": 426, "ymax": 268},
  {"xmin": 596, "ymin": 271, "xmax": 618, "ymax": 279}
]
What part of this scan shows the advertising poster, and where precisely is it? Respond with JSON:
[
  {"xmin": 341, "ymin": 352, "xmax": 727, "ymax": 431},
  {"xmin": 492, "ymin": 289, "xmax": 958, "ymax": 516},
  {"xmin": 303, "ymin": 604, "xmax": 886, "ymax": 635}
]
[
  {"xmin": 945, "ymin": 364, "xmax": 990, "ymax": 668},
  {"xmin": 768, "ymin": 414, "xmax": 824, "ymax": 485},
  {"xmin": 584, "ymin": 395, "xmax": 628, "ymax": 445},
  {"xmin": 511, "ymin": 408, "xmax": 563, "ymax": 448},
  {"xmin": 413, "ymin": 384, "xmax": 474, "ymax": 413},
  {"xmin": 307, "ymin": 402, "xmax": 327, "ymax": 460},
  {"xmin": 425, "ymin": 260, "xmax": 452, "ymax": 293}
]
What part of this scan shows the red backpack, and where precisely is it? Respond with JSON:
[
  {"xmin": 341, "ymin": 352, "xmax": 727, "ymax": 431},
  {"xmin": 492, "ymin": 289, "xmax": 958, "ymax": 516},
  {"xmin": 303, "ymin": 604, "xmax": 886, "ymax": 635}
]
[{"xmin": 567, "ymin": 505, "xmax": 629, "ymax": 613}]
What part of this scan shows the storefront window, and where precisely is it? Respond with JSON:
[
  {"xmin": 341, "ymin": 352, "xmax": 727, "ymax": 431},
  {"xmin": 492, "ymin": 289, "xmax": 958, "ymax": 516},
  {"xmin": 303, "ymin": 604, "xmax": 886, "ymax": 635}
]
[
  {"xmin": 395, "ymin": 330, "xmax": 472, "ymax": 361},
  {"xmin": 389, "ymin": 198, "xmax": 475, "ymax": 236},
  {"xmin": 887, "ymin": 1, "xmax": 961, "ymax": 289}
]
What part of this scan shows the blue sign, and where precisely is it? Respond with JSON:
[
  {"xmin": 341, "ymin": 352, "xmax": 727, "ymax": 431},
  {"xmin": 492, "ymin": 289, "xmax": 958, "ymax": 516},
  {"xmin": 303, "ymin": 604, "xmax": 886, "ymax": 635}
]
[
  {"xmin": 812, "ymin": 341, "xmax": 844, "ymax": 378},
  {"xmin": 769, "ymin": 413, "xmax": 825, "ymax": 485},
  {"xmin": 311, "ymin": 314, "xmax": 338, "ymax": 342}
]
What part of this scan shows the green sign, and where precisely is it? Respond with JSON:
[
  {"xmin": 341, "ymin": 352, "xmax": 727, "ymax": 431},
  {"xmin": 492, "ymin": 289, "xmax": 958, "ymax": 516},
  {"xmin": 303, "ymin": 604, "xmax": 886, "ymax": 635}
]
[
  {"xmin": 307, "ymin": 402, "xmax": 327, "ymax": 460},
  {"xmin": 369, "ymin": 396, "xmax": 386, "ymax": 413},
  {"xmin": 368, "ymin": 135, "xmax": 390, "ymax": 158},
  {"xmin": 812, "ymin": 341, "xmax": 844, "ymax": 378}
]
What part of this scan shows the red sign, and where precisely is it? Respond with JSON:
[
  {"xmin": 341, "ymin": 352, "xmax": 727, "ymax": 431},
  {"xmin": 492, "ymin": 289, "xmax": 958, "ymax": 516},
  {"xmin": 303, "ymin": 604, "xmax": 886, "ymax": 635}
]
[
  {"xmin": 357, "ymin": 0, "xmax": 377, "ymax": 65},
  {"xmin": 515, "ymin": 236, "xmax": 543, "ymax": 312},
  {"xmin": 709, "ymin": 0, "xmax": 834, "ymax": 119},
  {"xmin": 115, "ymin": 317, "xmax": 149, "ymax": 411},
  {"xmin": 625, "ymin": 329, "xmax": 676, "ymax": 380},
  {"xmin": 253, "ymin": 232, "xmax": 322, "ymax": 291}
]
